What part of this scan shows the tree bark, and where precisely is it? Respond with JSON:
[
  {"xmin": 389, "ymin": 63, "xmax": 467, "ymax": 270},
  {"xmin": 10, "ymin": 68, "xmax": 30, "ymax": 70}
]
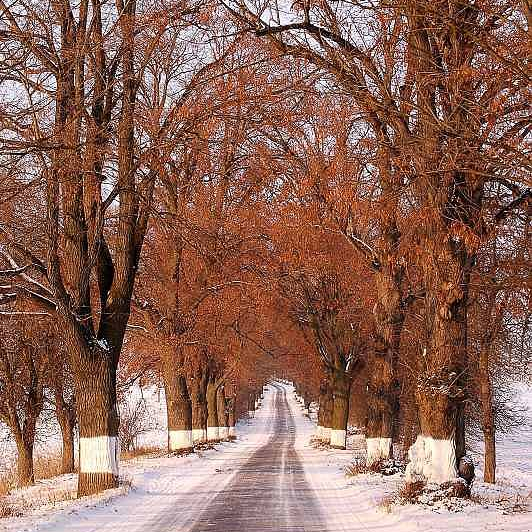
[
  {"xmin": 366, "ymin": 268, "xmax": 404, "ymax": 466},
  {"xmin": 479, "ymin": 346, "xmax": 496, "ymax": 483},
  {"xmin": 227, "ymin": 395, "xmax": 236, "ymax": 439},
  {"xmin": 206, "ymin": 379, "xmax": 219, "ymax": 441},
  {"xmin": 406, "ymin": 256, "xmax": 472, "ymax": 485},
  {"xmin": 57, "ymin": 410, "xmax": 76, "ymax": 474},
  {"xmin": 189, "ymin": 369, "xmax": 208, "ymax": 444},
  {"xmin": 248, "ymin": 390, "xmax": 256, "ymax": 417},
  {"xmin": 163, "ymin": 355, "xmax": 192, "ymax": 453},
  {"xmin": 74, "ymin": 350, "xmax": 120, "ymax": 497},
  {"xmin": 365, "ymin": 346, "xmax": 396, "ymax": 465},
  {"xmin": 317, "ymin": 378, "xmax": 333, "ymax": 443},
  {"xmin": 330, "ymin": 370, "xmax": 352, "ymax": 449},
  {"xmin": 217, "ymin": 386, "xmax": 229, "ymax": 440},
  {"xmin": 54, "ymin": 388, "xmax": 76, "ymax": 474},
  {"xmin": 15, "ymin": 439, "xmax": 34, "ymax": 487}
]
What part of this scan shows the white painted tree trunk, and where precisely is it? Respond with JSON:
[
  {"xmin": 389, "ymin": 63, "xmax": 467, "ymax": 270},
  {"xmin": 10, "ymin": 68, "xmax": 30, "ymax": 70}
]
[
  {"xmin": 192, "ymin": 428, "xmax": 205, "ymax": 443},
  {"xmin": 79, "ymin": 436, "xmax": 119, "ymax": 476},
  {"xmin": 219, "ymin": 426, "xmax": 229, "ymax": 440},
  {"xmin": 405, "ymin": 434, "xmax": 458, "ymax": 483},
  {"xmin": 366, "ymin": 437, "xmax": 392, "ymax": 466},
  {"xmin": 207, "ymin": 426, "xmax": 219, "ymax": 441},
  {"xmin": 168, "ymin": 430, "xmax": 193, "ymax": 451},
  {"xmin": 330, "ymin": 429, "xmax": 346, "ymax": 448}
]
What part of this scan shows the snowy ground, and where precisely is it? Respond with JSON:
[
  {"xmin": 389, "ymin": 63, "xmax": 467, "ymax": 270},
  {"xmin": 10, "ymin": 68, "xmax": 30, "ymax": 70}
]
[
  {"xmin": 1, "ymin": 382, "xmax": 531, "ymax": 531},
  {"xmin": 290, "ymin": 385, "xmax": 532, "ymax": 532}
]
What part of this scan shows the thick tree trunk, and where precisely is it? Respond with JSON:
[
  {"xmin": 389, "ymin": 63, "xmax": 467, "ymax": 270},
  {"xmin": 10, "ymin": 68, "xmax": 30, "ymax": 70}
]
[
  {"xmin": 206, "ymin": 380, "xmax": 219, "ymax": 441},
  {"xmin": 406, "ymin": 262, "xmax": 472, "ymax": 485},
  {"xmin": 189, "ymin": 369, "xmax": 208, "ymax": 443},
  {"xmin": 217, "ymin": 386, "xmax": 229, "ymax": 440},
  {"xmin": 75, "ymin": 352, "xmax": 120, "ymax": 497},
  {"xmin": 330, "ymin": 370, "xmax": 352, "ymax": 449},
  {"xmin": 483, "ymin": 432, "xmax": 496, "ymax": 484},
  {"xmin": 163, "ymin": 360, "xmax": 193, "ymax": 453},
  {"xmin": 366, "ymin": 269, "xmax": 403, "ymax": 466},
  {"xmin": 15, "ymin": 438, "xmax": 34, "ymax": 487}
]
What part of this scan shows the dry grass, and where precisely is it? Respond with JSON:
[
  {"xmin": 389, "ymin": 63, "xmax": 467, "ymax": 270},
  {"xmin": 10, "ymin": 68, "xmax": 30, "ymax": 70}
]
[
  {"xmin": 0, "ymin": 469, "xmax": 17, "ymax": 497},
  {"xmin": 121, "ymin": 445, "xmax": 164, "ymax": 460},
  {"xmin": 0, "ymin": 500, "xmax": 19, "ymax": 518},
  {"xmin": 376, "ymin": 494, "xmax": 395, "ymax": 513},
  {"xmin": 345, "ymin": 457, "xmax": 368, "ymax": 477},
  {"xmin": 0, "ymin": 452, "xmax": 73, "ymax": 499},
  {"xmin": 34, "ymin": 455, "xmax": 66, "ymax": 480},
  {"xmin": 398, "ymin": 480, "xmax": 426, "ymax": 503}
]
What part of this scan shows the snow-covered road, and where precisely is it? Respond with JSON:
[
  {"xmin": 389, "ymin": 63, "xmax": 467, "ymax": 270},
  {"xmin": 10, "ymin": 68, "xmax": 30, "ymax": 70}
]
[{"xmin": 2, "ymin": 382, "xmax": 531, "ymax": 532}]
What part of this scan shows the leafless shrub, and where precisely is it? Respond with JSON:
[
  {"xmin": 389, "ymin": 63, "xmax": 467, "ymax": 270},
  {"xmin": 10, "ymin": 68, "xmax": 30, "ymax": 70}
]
[{"xmin": 119, "ymin": 399, "xmax": 155, "ymax": 452}]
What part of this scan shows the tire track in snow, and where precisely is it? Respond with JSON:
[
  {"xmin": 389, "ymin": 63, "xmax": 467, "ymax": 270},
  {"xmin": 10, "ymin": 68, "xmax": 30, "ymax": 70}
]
[{"xmin": 184, "ymin": 384, "xmax": 327, "ymax": 532}]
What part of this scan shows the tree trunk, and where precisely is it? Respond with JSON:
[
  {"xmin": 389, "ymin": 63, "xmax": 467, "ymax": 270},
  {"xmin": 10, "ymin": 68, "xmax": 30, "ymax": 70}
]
[
  {"xmin": 163, "ymin": 359, "xmax": 193, "ymax": 453},
  {"xmin": 16, "ymin": 440, "xmax": 34, "ymax": 487},
  {"xmin": 227, "ymin": 395, "xmax": 236, "ymax": 439},
  {"xmin": 365, "ymin": 346, "xmax": 396, "ymax": 466},
  {"xmin": 479, "ymin": 347, "xmax": 496, "ymax": 483},
  {"xmin": 406, "ymin": 268, "xmax": 472, "ymax": 485},
  {"xmin": 366, "ymin": 268, "xmax": 404, "ymax": 466},
  {"xmin": 75, "ymin": 352, "xmax": 120, "ymax": 497},
  {"xmin": 248, "ymin": 391, "xmax": 256, "ymax": 418},
  {"xmin": 57, "ymin": 413, "xmax": 76, "ymax": 474},
  {"xmin": 217, "ymin": 386, "xmax": 229, "ymax": 440},
  {"xmin": 206, "ymin": 380, "xmax": 219, "ymax": 441},
  {"xmin": 330, "ymin": 370, "xmax": 352, "ymax": 449},
  {"xmin": 189, "ymin": 368, "xmax": 208, "ymax": 443},
  {"xmin": 318, "ymin": 378, "xmax": 334, "ymax": 443},
  {"xmin": 54, "ymin": 389, "xmax": 76, "ymax": 474}
]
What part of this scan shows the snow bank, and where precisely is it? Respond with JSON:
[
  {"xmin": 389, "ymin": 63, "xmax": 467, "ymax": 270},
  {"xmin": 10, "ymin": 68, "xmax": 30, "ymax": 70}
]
[{"xmin": 284, "ymin": 382, "xmax": 532, "ymax": 532}]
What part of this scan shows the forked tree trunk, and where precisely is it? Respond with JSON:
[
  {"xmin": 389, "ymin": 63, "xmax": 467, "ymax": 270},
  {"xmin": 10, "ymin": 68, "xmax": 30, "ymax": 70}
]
[
  {"xmin": 9, "ymin": 363, "xmax": 43, "ymax": 487},
  {"xmin": 75, "ymin": 352, "xmax": 120, "ymax": 497},
  {"xmin": 217, "ymin": 386, "xmax": 229, "ymax": 440},
  {"xmin": 330, "ymin": 370, "xmax": 352, "ymax": 449},
  {"xmin": 13, "ymin": 414, "xmax": 39, "ymax": 487},
  {"xmin": 206, "ymin": 380, "xmax": 219, "ymax": 441},
  {"xmin": 163, "ymin": 359, "xmax": 193, "ymax": 453}
]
